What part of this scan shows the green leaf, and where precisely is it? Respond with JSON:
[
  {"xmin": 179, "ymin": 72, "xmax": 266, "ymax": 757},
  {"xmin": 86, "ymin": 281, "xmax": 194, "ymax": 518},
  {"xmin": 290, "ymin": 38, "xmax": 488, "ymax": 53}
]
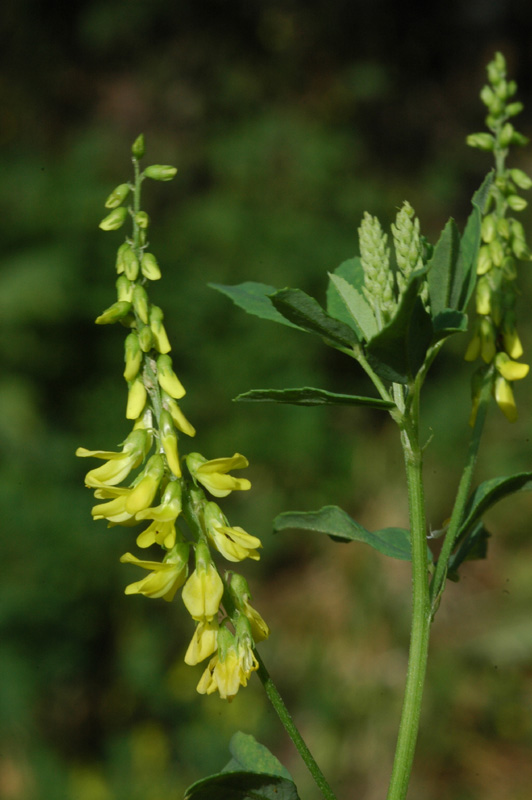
[
  {"xmin": 452, "ymin": 173, "xmax": 494, "ymax": 311},
  {"xmin": 184, "ymin": 772, "xmax": 299, "ymax": 800},
  {"xmin": 185, "ymin": 733, "xmax": 299, "ymax": 800},
  {"xmin": 234, "ymin": 386, "xmax": 394, "ymax": 409},
  {"xmin": 209, "ymin": 282, "xmax": 304, "ymax": 330},
  {"xmin": 327, "ymin": 272, "xmax": 378, "ymax": 341},
  {"xmin": 457, "ymin": 471, "xmax": 532, "ymax": 540},
  {"xmin": 269, "ymin": 288, "xmax": 359, "ymax": 348},
  {"xmin": 447, "ymin": 522, "xmax": 490, "ymax": 580},
  {"xmin": 273, "ymin": 505, "xmax": 413, "ymax": 560},
  {"xmin": 222, "ymin": 732, "xmax": 293, "ymax": 780},
  {"xmin": 365, "ymin": 272, "xmax": 433, "ymax": 383},
  {"xmin": 427, "ymin": 218, "xmax": 461, "ymax": 316},
  {"xmin": 431, "ymin": 309, "xmax": 468, "ymax": 340}
]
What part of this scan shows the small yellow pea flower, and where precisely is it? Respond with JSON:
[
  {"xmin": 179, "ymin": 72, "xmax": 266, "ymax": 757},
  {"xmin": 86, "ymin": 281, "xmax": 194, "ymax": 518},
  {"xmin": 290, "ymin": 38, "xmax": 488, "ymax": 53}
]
[{"xmin": 186, "ymin": 453, "xmax": 251, "ymax": 498}]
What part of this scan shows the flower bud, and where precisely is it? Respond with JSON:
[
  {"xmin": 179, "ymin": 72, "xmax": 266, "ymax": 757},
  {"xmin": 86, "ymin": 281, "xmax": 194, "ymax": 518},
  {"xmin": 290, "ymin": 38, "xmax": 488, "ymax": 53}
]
[
  {"xmin": 162, "ymin": 391, "xmax": 196, "ymax": 436},
  {"xmin": 510, "ymin": 131, "xmax": 529, "ymax": 147},
  {"xmin": 157, "ymin": 354, "xmax": 185, "ymax": 399},
  {"xmin": 125, "ymin": 454, "xmax": 165, "ymax": 514},
  {"xmin": 122, "ymin": 245, "xmax": 139, "ymax": 281},
  {"xmin": 141, "ymin": 252, "xmax": 161, "ymax": 281},
  {"xmin": 479, "ymin": 317, "xmax": 496, "ymax": 364},
  {"xmin": 494, "ymin": 375, "xmax": 517, "ymax": 422},
  {"xmin": 135, "ymin": 211, "xmax": 150, "ymax": 229},
  {"xmin": 99, "ymin": 207, "xmax": 128, "ymax": 231},
  {"xmin": 182, "ymin": 542, "xmax": 224, "ymax": 622},
  {"xmin": 495, "ymin": 352, "xmax": 529, "ymax": 381},
  {"xmin": 476, "ymin": 245, "xmax": 492, "ymax": 275},
  {"xmin": 506, "ymin": 195, "xmax": 527, "ymax": 212},
  {"xmin": 499, "ymin": 123, "xmax": 515, "ymax": 148},
  {"xmin": 506, "ymin": 102, "xmax": 524, "ymax": 117},
  {"xmin": 502, "ymin": 321, "xmax": 523, "ymax": 359},
  {"xmin": 116, "ymin": 242, "xmax": 129, "ymax": 274},
  {"xmin": 509, "ymin": 168, "xmax": 532, "ymax": 190},
  {"xmin": 475, "ymin": 277, "xmax": 491, "ymax": 316},
  {"xmin": 95, "ymin": 300, "xmax": 132, "ymax": 324},
  {"xmin": 123, "ymin": 332, "xmax": 142, "ymax": 381},
  {"xmin": 133, "ymin": 285, "xmax": 149, "ymax": 324},
  {"xmin": 105, "ymin": 183, "xmax": 130, "ymax": 209},
  {"xmin": 495, "ymin": 217, "xmax": 510, "ymax": 239},
  {"xmin": 160, "ymin": 409, "xmax": 181, "ymax": 477},
  {"xmin": 150, "ymin": 305, "xmax": 171, "ymax": 354},
  {"xmin": 481, "ymin": 215, "xmax": 496, "ymax": 243},
  {"xmin": 466, "ymin": 133, "xmax": 495, "ymax": 151},
  {"xmin": 143, "ymin": 165, "xmax": 178, "ymax": 181},
  {"xmin": 488, "ymin": 238, "xmax": 504, "ymax": 267},
  {"xmin": 132, "ymin": 134, "xmax": 145, "ymax": 159},
  {"xmin": 502, "ymin": 256, "xmax": 517, "ymax": 280},
  {"xmin": 116, "ymin": 274, "xmax": 134, "ymax": 302},
  {"xmin": 126, "ymin": 377, "xmax": 147, "ymax": 419},
  {"xmin": 138, "ymin": 323, "xmax": 154, "ymax": 353}
]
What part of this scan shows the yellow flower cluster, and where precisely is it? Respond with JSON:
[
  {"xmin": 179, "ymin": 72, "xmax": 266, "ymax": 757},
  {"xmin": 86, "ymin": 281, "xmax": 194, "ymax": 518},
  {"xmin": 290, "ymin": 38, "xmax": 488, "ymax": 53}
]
[
  {"xmin": 466, "ymin": 53, "xmax": 530, "ymax": 422},
  {"xmin": 76, "ymin": 135, "xmax": 268, "ymax": 699}
]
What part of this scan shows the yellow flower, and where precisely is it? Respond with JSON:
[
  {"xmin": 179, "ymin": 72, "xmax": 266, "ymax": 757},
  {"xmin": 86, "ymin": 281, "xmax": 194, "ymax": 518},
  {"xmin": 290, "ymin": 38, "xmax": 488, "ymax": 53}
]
[
  {"xmin": 125, "ymin": 455, "xmax": 165, "ymax": 515},
  {"xmin": 76, "ymin": 430, "xmax": 149, "ymax": 489},
  {"xmin": 196, "ymin": 626, "xmax": 258, "ymax": 700},
  {"xmin": 159, "ymin": 409, "xmax": 181, "ymax": 477},
  {"xmin": 181, "ymin": 542, "xmax": 223, "ymax": 621},
  {"xmin": 494, "ymin": 375, "xmax": 518, "ymax": 422},
  {"xmin": 136, "ymin": 520, "xmax": 176, "ymax": 549},
  {"xmin": 91, "ymin": 487, "xmax": 136, "ymax": 525},
  {"xmin": 495, "ymin": 352, "xmax": 529, "ymax": 381},
  {"xmin": 120, "ymin": 543, "xmax": 189, "ymax": 602},
  {"xmin": 184, "ymin": 619, "xmax": 219, "ymax": 665},
  {"xmin": 135, "ymin": 480, "xmax": 182, "ymax": 549},
  {"xmin": 203, "ymin": 502, "xmax": 261, "ymax": 562},
  {"xmin": 186, "ymin": 453, "xmax": 251, "ymax": 498},
  {"xmin": 157, "ymin": 355, "xmax": 185, "ymax": 399}
]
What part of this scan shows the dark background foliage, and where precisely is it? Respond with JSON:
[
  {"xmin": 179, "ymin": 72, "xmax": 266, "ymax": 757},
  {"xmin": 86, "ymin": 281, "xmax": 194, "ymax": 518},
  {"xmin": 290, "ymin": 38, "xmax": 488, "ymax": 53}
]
[{"xmin": 1, "ymin": 2, "xmax": 532, "ymax": 799}]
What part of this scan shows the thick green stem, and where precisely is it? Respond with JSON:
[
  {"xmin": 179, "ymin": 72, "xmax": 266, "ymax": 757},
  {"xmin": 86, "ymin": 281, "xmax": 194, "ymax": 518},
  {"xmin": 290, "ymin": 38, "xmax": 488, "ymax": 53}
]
[
  {"xmin": 255, "ymin": 652, "xmax": 338, "ymax": 800},
  {"xmin": 386, "ymin": 420, "xmax": 431, "ymax": 800}
]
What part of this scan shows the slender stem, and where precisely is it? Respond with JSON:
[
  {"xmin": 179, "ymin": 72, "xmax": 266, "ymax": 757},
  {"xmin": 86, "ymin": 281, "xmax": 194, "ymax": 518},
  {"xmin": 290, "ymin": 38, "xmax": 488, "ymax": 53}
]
[
  {"xmin": 429, "ymin": 368, "xmax": 493, "ymax": 611},
  {"xmin": 386, "ymin": 419, "xmax": 431, "ymax": 800},
  {"xmin": 255, "ymin": 652, "xmax": 338, "ymax": 800}
]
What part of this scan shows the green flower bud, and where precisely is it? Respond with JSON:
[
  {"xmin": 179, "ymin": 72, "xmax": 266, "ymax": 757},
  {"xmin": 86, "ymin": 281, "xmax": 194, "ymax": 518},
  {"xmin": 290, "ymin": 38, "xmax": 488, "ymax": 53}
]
[
  {"xmin": 95, "ymin": 300, "xmax": 132, "ymax": 324},
  {"xmin": 476, "ymin": 276, "xmax": 492, "ymax": 315},
  {"xmin": 132, "ymin": 134, "xmax": 145, "ymax": 159},
  {"xmin": 116, "ymin": 242, "xmax": 129, "ymax": 274},
  {"xmin": 510, "ymin": 131, "xmax": 529, "ymax": 146},
  {"xmin": 476, "ymin": 245, "xmax": 492, "ymax": 275},
  {"xmin": 488, "ymin": 238, "xmax": 504, "ymax": 266},
  {"xmin": 479, "ymin": 317, "xmax": 496, "ymax": 363},
  {"xmin": 157, "ymin": 354, "xmax": 185, "ymax": 399},
  {"xmin": 126, "ymin": 377, "xmax": 147, "ymax": 419},
  {"xmin": 122, "ymin": 245, "xmax": 139, "ymax": 281},
  {"xmin": 481, "ymin": 214, "xmax": 496, "ymax": 243},
  {"xmin": 509, "ymin": 168, "xmax": 532, "ymax": 190},
  {"xmin": 123, "ymin": 332, "xmax": 142, "ymax": 382},
  {"xmin": 506, "ymin": 195, "xmax": 527, "ymax": 212},
  {"xmin": 99, "ymin": 207, "xmax": 128, "ymax": 231},
  {"xmin": 126, "ymin": 454, "xmax": 165, "ymax": 514},
  {"xmin": 480, "ymin": 85, "xmax": 494, "ymax": 107},
  {"xmin": 135, "ymin": 211, "xmax": 150, "ymax": 229},
  {"xmin": 466, "ymin": 133, "xmax": 495, "ymax": 151},
  {"xmin": 511, "ymin": 236, "xmax": 531, "ymax": 260},
  {"xmin": 105, "ymin": 183, "xmax": 130, "ymax": 209},
  {"xmin": 133, "ymin": 285, "xmax": 149, "ymax": 324},
  {"xmin": 499, "ymin": 122, "xmax": 515, "ymax": 147},
  {"xmin": 138, "ymin": 323, "xmax": 154, "ymax": 353},
  {"xmin": 502, "ymin": 256, "xmax": 517, "ymax": 280},
  {"xmin": 160, "ymin": 409, "xmax": 181, "ymax": 477},
  {"xmin": 150, "ymin": 305, "xmax": 171, "ymax": 354},
  {"xmin": 143, "ymin": 165, "xmax": 178, "ymax": 181},
  {"xmin": 116, "ymin": 275, "xmax": 134, "ymax": 302},
  {"xmin": 495, "ymin": 217, "xmax": 510, "ymax": 239},
  {"xmin": 141, "ymin": 252, "xmax": 161, "ymax": 280},
  {"xmin": 506, "ymin": 101, "xmax": 524, "ymax": 117}
]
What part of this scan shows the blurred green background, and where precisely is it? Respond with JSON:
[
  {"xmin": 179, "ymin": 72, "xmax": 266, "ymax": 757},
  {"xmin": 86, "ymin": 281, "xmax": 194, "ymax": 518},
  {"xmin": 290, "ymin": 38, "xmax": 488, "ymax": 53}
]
[{"xmin": 2, "ymin": 2, "xmax": 532, "ymax": 799}]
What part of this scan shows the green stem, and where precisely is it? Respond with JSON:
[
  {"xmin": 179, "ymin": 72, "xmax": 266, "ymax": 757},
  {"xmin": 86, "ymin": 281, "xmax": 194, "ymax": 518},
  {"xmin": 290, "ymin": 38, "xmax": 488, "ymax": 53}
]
[
  {"xmin": 255, "ymin": 652, "xmax": 338, "ymax": 800},
  {"xmin": 429, "ymin": 367, "xmax": 493, "ymax": 611},
  {"xmin": 386, "ymin": 419, "xmax": 431, "ymax": 800}
]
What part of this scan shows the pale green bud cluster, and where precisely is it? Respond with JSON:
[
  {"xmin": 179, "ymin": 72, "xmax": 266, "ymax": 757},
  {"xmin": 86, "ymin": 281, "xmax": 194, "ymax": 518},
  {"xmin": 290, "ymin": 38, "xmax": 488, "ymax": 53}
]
[
  {"xmin": 359, "ymin": 202, "xmax": 427, "ymax": 328},
  {"xmin": 77, "ymin": 136, "xmax": 268, "ymax": 699},
  {"xmin": 359, "ymin": 212, "xmax": 395, "ymax": 325},
  {"xmin": 466, "ymin": 52, "xmax": 530, "ymax": 422}
]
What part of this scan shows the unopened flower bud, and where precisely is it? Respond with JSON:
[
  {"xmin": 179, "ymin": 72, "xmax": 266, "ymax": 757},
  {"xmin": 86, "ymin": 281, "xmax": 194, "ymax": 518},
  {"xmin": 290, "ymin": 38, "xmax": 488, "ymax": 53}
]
[
  {"xmin": 479, "ymin": 317, "xmax": 496, "ymax": 364},
  {"xmin": 506, "ymin": 195, "xmax": 527, "ymax": 212},
  {"xmin": 124, "ymin": 332, "xmax": 142, "ymax": 381},
  {"xmin": 126, "ymin": 454, "xmax": 165, "ymax": 514},
  {"xmin": 132, "ymin": 134, "xmax": 145, "ymax": 159},
  {"xmin": 95, "ymin": 300, "xmax": 132, "ymax": 324},
  {"xmin": 141, "ymin": 252, "xmax": 161, "ymax": 281},
  {"xmin": 122, "ymin": 245, "xmax": 139, "ymax": 281},
  {"xmin": 499, "ymin": 123, "xmax": 514, "ymax": 148},
  {"xmin": 157, "ymin": 354, "xmax": 185, "ymax": 398},
  {"xmin": 509, "ymin": 168, "xmax": 532, "ymax": 190},
  {"xmin": 150, "ymin": 305, "xmax": 171, "ymax": 354},
  {"xmin": 99, "ymin": 207, "xmax": 128, "ymax": 231},
  {"xmin": 143, "ymin": 165, "xmax": 178, "ymax": 181},
  {"xmin": 116, "ymin": 275, "xmax": 134, "ymax": 302},
  {"xmin": 506, "ymin": 102, "xmax": 524, "ymax": 117},
  {"xmin": 466, "ymin": 133, "xmax": 495, "ymax": 151},
  {"xmin": 105, "ymin": 183, "xmax": 130, "ymax": 209},
  {"xmin": 126, "ymin": 377, "xmax": 147, "ymax": 419},
  {"xmin": 135, "ymin": 211, "xmax": 150, "ymax": 229},
  {"xmin": 476, "ymin": 245, "xmax": 492, "ymax": 275},
  {"xmin": 162, "ymin": 391, "xmax": 196, "ymax": 436},
  {"xmin": 481, "ymin": 215, "xmax": 496, "ymax": 243},
  {"xmin": 494, "ymin": 375, "xmax": 517, "ymax": 422},
  {"xmin": 133, "ymin": 285, "xmax": 149, "ymax": 324},
  {"xmin": 476, "ymin": 277, "xmax": 492, "ymax": 315},
  {"xmin": 138, "ymin": 323, "xmax": 154, "ymax": 353},
  {"xmin": 488, "ymin": 238, "xmax": 504, "ymax": 266},
  {"xmin": 502, "ymin": 321, "xmax": 523, "ymax": 359},
  {"xmin": 160, "ymin": 409, "xmax": 181, "ymax": 477}
]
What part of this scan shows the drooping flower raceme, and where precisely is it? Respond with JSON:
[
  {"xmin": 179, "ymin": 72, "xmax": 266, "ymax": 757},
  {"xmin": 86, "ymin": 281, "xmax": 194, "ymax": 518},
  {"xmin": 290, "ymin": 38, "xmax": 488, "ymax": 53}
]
[{"xmin": 76, "ymin": 135, "xmax": 268, "ymax": 699}]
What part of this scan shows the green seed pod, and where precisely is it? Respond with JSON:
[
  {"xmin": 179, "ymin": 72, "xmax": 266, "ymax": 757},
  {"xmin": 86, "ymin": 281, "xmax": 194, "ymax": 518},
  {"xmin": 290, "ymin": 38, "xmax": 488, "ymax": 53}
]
[
  {"xmin": 135, "ymin": 211, "xmax": 150, "ymax": 229},
  {"xmin": 138, "ymin": 323, "xmax": 154, "ymax": 353},
  {"xmin": 133, "ymin": 285, "xmax": 150, "ymax": 324},
  {"xmin": 141, "ymin": 252, "xmax": 161, "ymax": 280},
  {"xmin": 99, "ymin": 207, "xmax": 127, "ymax": 231},
  {"xmin": 95, "ymin": 300, "xmax": 132, "ymax": 324},
  {"xmin": 132, "ymin": 134, "xmax": 145, "ymax": 159},
  {"xmin": 509, "ymin": 168, "xmax": 532, "ymax": 190},
  {"xmin": 143, "ymin": 165, "xmax": 178, "ymax": 181},
  {"xmin": 466, "ymin": 133, "xmax": 495, "ymax": 151},
  {"xmin": 105, "ymin": 183, "xmax": 130, "ymax": 209},
  {"xmin": 506, "ymin": 195, "xmax": 527, "ymax": 212}
]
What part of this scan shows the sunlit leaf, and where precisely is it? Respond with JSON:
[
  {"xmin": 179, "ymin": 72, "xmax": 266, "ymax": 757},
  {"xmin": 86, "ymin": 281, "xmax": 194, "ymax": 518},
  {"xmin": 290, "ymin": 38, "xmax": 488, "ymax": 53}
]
[{"xmin": 209, "ymin": 281, "xmax": 304, "ymax": 329}]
